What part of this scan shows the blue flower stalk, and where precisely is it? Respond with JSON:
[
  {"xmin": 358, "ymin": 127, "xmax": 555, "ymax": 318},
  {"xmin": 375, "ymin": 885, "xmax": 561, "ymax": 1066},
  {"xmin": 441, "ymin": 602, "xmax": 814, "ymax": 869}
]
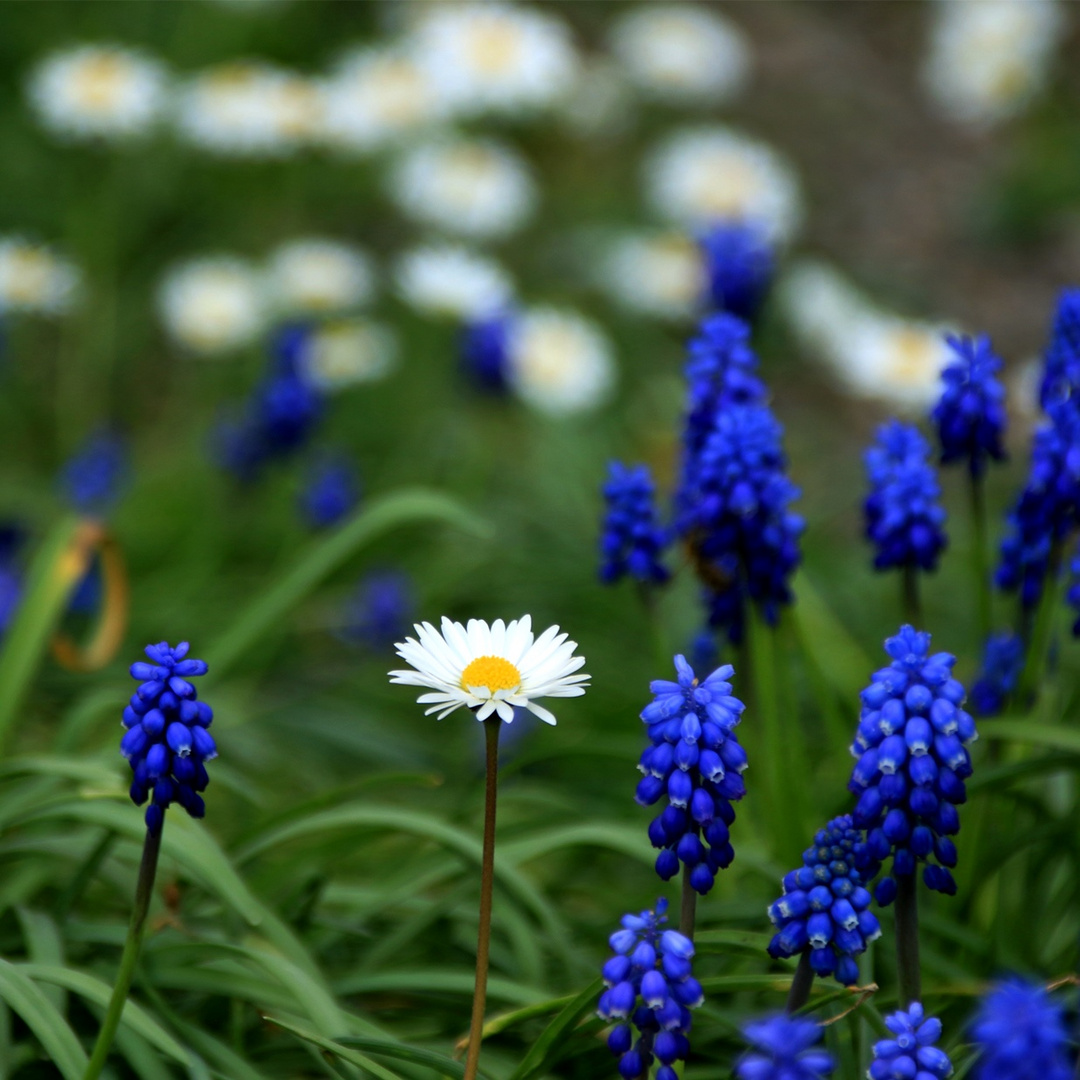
[
  {"xmin": 599, "ymin": 462, "xmax": 670, "ymax": 588},
  {"xmin": 636, "ymin": 655, "xmax": 747, "ymax": 937},
  {"xmin": 970, "ymin": 631, "xmax": 1024, "ymax": 716},
  {"xmin": 1040, "ymin": 288, "xmax": 1080, "ymax": 412},
  {"xmin": 870, "ymin": 1003, "xmax": 953, "ymax": 1080},
  {"xmin": 598, "ymin": 899, "xmax": 703, "ymax": 1080},
  {"xmin": 299, "ymin": 456, "xmax": 360, "ymax": 529},
  {"xmin": 60, "ymin": 432, "xmax": 129, "ymax": 517},
  {"xmin": 85, "ymin": 641, "xmax": 215, "ymax": 1080},
  {"xmin": 848, "ymin": 626, "xmax": 976, "ymax": 1006},
  {"xmin": 736, "ymin": 1014, "xmax": 835, "ymax": 1080},
  {"xmin": 697, "ymin": 221, "xmax": 775, "ymax": 323},
  {"xmin": 971, "ymin": 979, "xmax": 1072, "ymax": 1080}
]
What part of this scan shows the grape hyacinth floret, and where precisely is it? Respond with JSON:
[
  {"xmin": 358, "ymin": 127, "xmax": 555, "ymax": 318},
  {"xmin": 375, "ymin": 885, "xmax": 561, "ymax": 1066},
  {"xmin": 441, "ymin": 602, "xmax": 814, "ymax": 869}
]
[
  {"xmin": 60, "ymin": 432, "xmax": 129, "ymax": 515},
  {"xmin": 599, "ymin": 461, "xmax": 670, "ymax": 586},
  {"xmin": 736, "ymin": 1014, "xmax": 835, "ymax": 1080},
  {"xmin": 697, "ymin": 221, "xmax": 775, "ymax": 323},
  {"xmin": 460, "ymin": 313, "xmax": 511, "ymax": 392},
  {"xmin": 864, "ymin": 421, "xmax": 947, "ymax": 572},
  {"xmin": 121, "ymin": 642, "xmax": 216, "ymax": 835},
  {"xmin": 931, "ymin": 334, "xmax": 1006, "ymax": 478},
  {"xmin": 970, "ymin": 630, "xmax": 1024, "ymax": 715},
  {"xmin": 598, "ymin": 898, "xmax": 703, "ymax": 1080},
  {"xmin": 767, "ymin": 815, "xmax": 881, "ymax": 986},
  {"xmin": 300, "ymin": 456, "xmax": 359, "ymax": 529},
  {"xmin": 848, "ymin": 625, "xmax": 976, "ymax": 905},
  {"xmin": 870, "ymin": 1003, "xmax": 953, "ymax": 1080},
  {"xmin": 636, "ymin": 655, "xmax": 747, "ymax": 895},
  {"xmin": 1040, "ymin": 287, "xmax": 1080, "ymax": 412},
  {"xmin": 341, "ymin": 569, "xmax": 413, "ymax": 650},
  {"xmin": 971, "ymin": 979, "xmax": 1072, "ymax": 1080}
]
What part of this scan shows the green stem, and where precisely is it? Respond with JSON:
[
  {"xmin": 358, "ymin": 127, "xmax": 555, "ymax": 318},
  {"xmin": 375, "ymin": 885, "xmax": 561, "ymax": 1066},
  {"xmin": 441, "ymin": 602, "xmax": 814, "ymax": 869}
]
[
  {"xmin": 901, "ymin": 566, "xmax": 922, "ymax": 627},
  {"xmin": 1017, "ymin": 541, "xmax": 1063, "ymax": 706},
  {"xmin": 785, "ymin": 950, "xmax": 814, "ymax": 1013},
  {"xmin": 679, "ymin": 860, "xmax": 697, "ymax": 941},
  {"xmin": 82, "ymin": 825, "xmax": 162, "ymax": 1080},
  {"xmin": 637, "ymin": 583, "xmax": 668, "ymax": 675},
  {"xmin": 970, "ymin": 473, "xmax": 992, "ymax": 644},
  {"xmin": 894, "ymin": 874, "xmax": 921, "ymax": 1007},
  {"xmin": 463, "ymin": 718, "xmax": 500, "ymax": 1080}
]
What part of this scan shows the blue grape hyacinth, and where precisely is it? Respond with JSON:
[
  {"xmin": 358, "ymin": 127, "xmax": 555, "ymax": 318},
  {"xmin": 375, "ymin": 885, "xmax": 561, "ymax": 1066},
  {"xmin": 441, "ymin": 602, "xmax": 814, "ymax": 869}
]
[
  {"xmin": 870, "ymin": 1003, "xmax": 953, "ymax": 1080},
  {"xmin": 300, "ymin": 456, "xmax": 360, "ymax": 529},
  {"xmin": 636, "ymin": 655, "xmax": 747, "ymax": 895},
  {"xmin": 121, "ymin": 642, "xmax": 216, "ymax": 835},
  {"xmin": 599, "ymin": 462, "xmax": 670, "ymax": 586},
  {"xmin": 341, "ymin": 569, "xmax": 414, "ymax": 650},
  {"xmin": 970, "ymin": 630, "xmax": 1024, "ymax": 715},
  {"xmin": 460, "ymin": 313, "xmax": 511, "ymax": 392},
  {"xmin": 598, "ymin": 899, "xmax": 703, "ymax": 1080},
  {"xmin": 60, "ymin": 432, "xmax": 129, "ymax": 516},
  {"xmin": 767, "ymin": 815, "xmax": 881, "ymax": 986},
  {"xmin": 971, "ymin": 979, "xmax": 1072, "ymax": 1080},
  {"xmin": 849, "ymin": 626, "xmax": 976, "ymax": 905},
  {"xmin": 1040, "ymin": 288, "xmax": 1080, "ymax": 411},
  {"xmin": 0, "ymin": 527, "xmax": 22, "ymax": 641},
  {"xmin": 736, "ymin": 1014, "xmax": 835, "ymax": 1080},
  {"xmin": 864, "ymin": 421, "xmax": 947, "ymax": 572},
  {"xmin": 932, "ymin": 334, "xmax": 1007, "ymax": 478},
  {"xmin": 697, "ymin": 221, "xmax": 775, "ymax": 323}
]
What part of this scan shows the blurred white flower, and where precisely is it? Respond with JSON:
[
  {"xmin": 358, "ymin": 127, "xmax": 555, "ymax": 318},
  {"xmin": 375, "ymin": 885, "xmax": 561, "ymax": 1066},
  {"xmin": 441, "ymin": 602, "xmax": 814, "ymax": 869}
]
[
  {"xmin": 389, "ymin": 137, "xmax": 537, "ymax": 239},
  {"xmin": 611, "ymin": 4, "xmax": 751, "ymax": 105},
  {"xmin": 601, "ymin": 231, "xmax": 705, "ymax": 320},
  {"xmin": 321, "ymin": 46, "xmax": 445, "ymax": 153},
  {"xmin": 1009, "ymin": 356, "xmax": 1042, "ymax": 430},
  {"xmin": 559, "ymin": 56, "xmax": 635, "ymax": 139},
  {"xmin": 28, "ymin": 44, "xmax": 168, "ymax": 141},
  {"xmin": 412, "ymin": 2, "xmax": 578, "ymax": 116},
  {"xmin": 924, "ymin": 0, "xmax": 1064, "ymax": 128},
  {"xmin": 268, "ymin": 239, "xmax": 374, "ymax": 314},
  {"xmin": 299, "ymin": 318, "xmax": 398, "ymax": 390},
  {"xmin": 645, "ymin": 126, "xmax": 802, "ymax": 243},
  {"xmin": 158, "ymin": 257, "xmax": 266, "ymax": 354},
  {"xmin": 394, "ymin": 244, "xmax": 514, "ymax": 318},
  {"xmin": 508, "ymin": 307, "xmax": 616, "ymax": 416},
  {"xmin": 0, "ymin": 238, "xmax": 81, "ymax": 315},
  {"xmin": 176, "ymin": 62, "xmax": 323, "ymax": 156}
]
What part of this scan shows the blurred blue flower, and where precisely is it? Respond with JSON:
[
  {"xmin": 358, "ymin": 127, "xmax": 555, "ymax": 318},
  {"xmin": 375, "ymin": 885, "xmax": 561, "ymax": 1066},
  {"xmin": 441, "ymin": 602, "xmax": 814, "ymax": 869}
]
[
  {"xmin": 697, "ymin": 221, "xmax": 774, "ymax": 322},
  {"xmin": 971, "ymin": 979, "xmax": 1071, "ymax": 1080},
  {"xmin": 864, "ymin": 421, "xmax": 947, "ymax": 572},
  {"xmin": 121, "ymin": 641, "xmax": 215, "ymax": 835},
  {"xmin": 870, "ymin": 1002, "xmax": 952, "ymax": 1080},
  {"xmin": 0, "ymin": 526, "xmax": 22, "ymax": 639},
  {"xmin": 849, "ymin": 625, "xmax": 976, "ymax": 905},
  {"xmin": 736, "ymin": 1014, "xmax": 835, "ymax": 1080},
  {"xmin": 342, "ymin": 569, "xmax": 414, "ymax": 650},
  {"xmin": 1039, "ymin": 288, "xmax": 1080, "ymax": 412},
  {"xmin": 767, "ymin": 814, "xmax": 880, "ymax": 986},
  {"xmin": 597, "ymin": 898, "xmax": 702, "ymax": 1080},
  {"xmin": 600, "ymin": 461, "xmax": 669, "ymax": 586},
  {"xmin": 971, "ymin": 630, "xmax": 1024, "ymax": 715},
  {"xmin": 636, "ymin": 655, "xmax": 746, "ymax": 895},
  {"xmin": 932, "ymin": 334, "xmax": 1006, "ymax": 478},
  {"xmin": 59, "ymin": 432, "xmax": 128, "ymax": 516},
  {"xmin": 688, "ymin": 629, "xmax": 718, "ymax": 676},
  {"xmin": 300, "ymin": 456, "xmax": 360, "ymax": 529},
  {"xmin": 460, "ymin": 313, "xmax": 511, "ymax": 392}
]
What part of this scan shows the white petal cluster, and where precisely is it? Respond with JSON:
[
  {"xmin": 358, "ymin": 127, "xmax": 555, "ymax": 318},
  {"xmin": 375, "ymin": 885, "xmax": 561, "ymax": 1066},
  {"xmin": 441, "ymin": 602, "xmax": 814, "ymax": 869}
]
[
  {"xmin": 267, "ymin": 239, "xmax": 374, "ymax": 315},
  {"xmin": 27, "ymin": 44, "xmax": 168, "ymax": 141},
  {"xmin": 158, "ymin": 257, "xmax": 267, "ymax": 355},
  {"xmin": 298, "ymin": 318, "xmax": 399, "ymax": 391},
  {"xmin": 0, "ymin": 238, "xmax": 81, "ymax": 315},
  {"xmin": 645, "ymin": 126, "xmax": 802, "ymax": 244},
  {"xmin": 390, "ymin": 615, "xmax": 589, "ymax": 725},
  {"xmin": 601, "ymin": 231, "xmax": 705, "ymax": 320},
  {"xmin": 393, "ymin": 244, "xmax": 513, "ymax": 319},
  {"xmin": 611, "ymin": 4, "xmax": 751, "ymax": 105},
  {"xmin": 924, "ymin": 0, "xmax": 1064, "ymax": 128}
]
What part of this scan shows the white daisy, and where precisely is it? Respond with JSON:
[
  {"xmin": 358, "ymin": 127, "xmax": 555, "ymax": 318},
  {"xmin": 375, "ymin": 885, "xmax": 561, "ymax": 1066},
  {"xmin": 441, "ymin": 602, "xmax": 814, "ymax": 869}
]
[
  {"xmin": 601, "ymin": 230, "xmax": 705, "ymax": 319},
  {"xmin": 924, "ymin": 0, "xmax": 1064, "ymax": 128},
  {"xmin": 610, "ymin": 4, "xmax": 751, "ymax": 106},
  {"xmin": 321, "ymin": 45, "xmax": 445, "ymax": 153},
  {"xmin": 507, "ymin": 307, "xmax": 616, "ymax": 416},
  {"xmin": 389, "ymin": 136, "xmax": 537, "ymax": 239},
  {"xmin": 27, "ymin": 44, "xmax": 169, "ymax": 141},
  {"xmin": 411, "ymin": 2, "xmax": 579, "ymax": 117},
  {"xmin": 0, "ymin": 238, "xmax": 81, "ymax": 315},
  {"xmin": 393, "ymin": 244, "xmax": 513, "ymax": 319},
  {"xmin": 158, "ymin": 256, "xmax": 267, "ymax": 355},
  {"xmin": 558, "ymin": 56, "xmax": 635, "ymax": 140},
  {"xmin": 267, "ymin": 239, "xmax": 374, "ymax": 314},
  {"xmin": 645, "ymin": 126, "xmax": 802, "ymax": 244},
  {"xmin": 390, "ymin": 615, "xmax": 588, "ymax": 724},
  {"xmin": 175, "ymin": 61, "xmax": 323, "ymax": 157},
  {"xmin": 298, "ymin": 317, "xmax": 399, "ymax": 390}
]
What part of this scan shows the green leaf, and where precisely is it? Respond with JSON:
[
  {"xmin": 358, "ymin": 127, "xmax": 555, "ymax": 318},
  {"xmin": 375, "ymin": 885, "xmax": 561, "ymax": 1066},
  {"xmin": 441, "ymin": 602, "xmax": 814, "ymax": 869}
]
[
  {"xmin": 262, "ymin": 1015, "xmax": 409, "ymax": 1080},
  {"xmin": 506, "ymin": 977, "xmax": 603, "ymax": 1080},
  {"xmin": 205, "ymin": 489, "xmax": 487, "ymax": 679},
  {"xmin": 333, "ymin": 970, "xmax": 546, "ymax": 1006},
  {"xmin": 499, "ymin": 823, "xmax": 656, "ymax": 867},
  {"xmin": 693, "ymin": 928, "xmax": 774, "ymax": 955},
  {"xmin": 978, "ymin": 719, "xmax": 1080, "ymax": 754},
  {"xmin": 335, "ymin": 1036, "xmax": 469, "ymax": 1077},
  {"xmin": 0, "ymin": 959, "xmax": 87, "ymax": 1080}
]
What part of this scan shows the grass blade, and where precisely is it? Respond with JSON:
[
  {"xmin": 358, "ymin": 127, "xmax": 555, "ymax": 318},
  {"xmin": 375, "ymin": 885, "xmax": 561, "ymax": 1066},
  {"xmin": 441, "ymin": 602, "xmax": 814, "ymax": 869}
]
[
  {"xmin": 506, "ymin": 977, "xmax": 603, "ymax": 1080},
  {"xmin": 0, "ymin": 959, "xmax": 87, "ymax": 1080}
]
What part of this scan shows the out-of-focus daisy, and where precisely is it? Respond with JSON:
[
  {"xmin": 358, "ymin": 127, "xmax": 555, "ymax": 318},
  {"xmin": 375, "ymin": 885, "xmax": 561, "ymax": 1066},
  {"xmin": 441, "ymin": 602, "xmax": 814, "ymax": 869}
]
[
  {"xmin": 0, "ymin": 238, "xmax": 81, "ymax": 315},
  {"xmin": 390, "ymin": 614, "xmax": 588, "ymax": 724},
  {"xmin": 611, "ymin": 4, "xmax": 751, "ymax": 105},
  {"xmin": 158, "ymin": 256, "xmax": 266, "ymax": 355},
  {"xmin": 559, "ymin": 56, "xmax": 635, "ymax": 139},
  {"xmin": 645, "ymin": 126, "xmax": 802, "ymax": 244},
  {"xmin": 321, "ymin": 46, "xmax": 445, "ymax": 153},
  {"xmin": 1009, "ymin": 356, "xmax": 1042, "ymax": 431},
  {"xmin": 394, "ymin": 244, "xmax": 514, "ymax": 319},
  {"xmin": 268, "ymin": 239, "xmax": 374, "ymax": 315},
  {"xmin": 28, "ymin": 44, "xmax": 168, "ymax": 141},
  {"xmin": 924, "ymin": 0, "xmax": 1064, "ymax": 128},
  {"xmin": 601, "ymin": 231, "xmax": 705, "ymax": 320},
  {"xmin": 389, "ymin": 137, "xmax": 537, "ymax": 239},
  {"xmin": 411, "ymin": 2, "xmax": 579, "ymax": 117},
  {"xmin": 175, "ymin": 62, "xmax": 322, "ymax": 156},
  {"xmin": 298, "ymin": 318, "xmax": 398, "ymax": 391}
]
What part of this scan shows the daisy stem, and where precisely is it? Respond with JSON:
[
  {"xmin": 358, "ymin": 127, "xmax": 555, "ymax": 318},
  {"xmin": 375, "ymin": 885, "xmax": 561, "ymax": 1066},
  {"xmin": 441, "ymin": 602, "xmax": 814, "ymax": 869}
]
[
  {"xmin": 785, "ymin": 949, "xmax": 814, "ymax": 1013},
  {"xmin": 970, "ymin": 472, "xmax": 992, "ymax": 644},
  {"xmin": 463, "ymin": 717, "xmax": 500, "ymax": 1080},
  {"xmin": 901, "ymin": 565, "xmax": 922, "ymax": 627},
  {"xmin": 894, "ymin": 873, "xmax": 921, "ymax": 1008},
  {"xmin": 83, "ymin": 824, "xmax": 162, "ymax": 1080}
]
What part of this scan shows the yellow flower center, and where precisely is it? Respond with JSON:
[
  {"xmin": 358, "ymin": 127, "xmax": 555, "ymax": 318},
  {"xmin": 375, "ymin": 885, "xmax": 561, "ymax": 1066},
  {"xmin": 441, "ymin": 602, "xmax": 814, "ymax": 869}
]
[{"xmin": 461, "ymin": 655, "xmax": 521, "ymax": 693}]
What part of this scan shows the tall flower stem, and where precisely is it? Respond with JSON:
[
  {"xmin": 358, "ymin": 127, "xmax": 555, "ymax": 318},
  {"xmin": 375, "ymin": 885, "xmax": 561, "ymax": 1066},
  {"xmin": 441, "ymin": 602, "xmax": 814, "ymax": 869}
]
[
  {"xmin": 463, "ymin": 717, "xmax": 500, "ymax": 1080},
  {"xmin": 785, "ymin": 950, "xmax": 814, "ymax": 1013},
  {"xmin": 83, "ymin": 825, "xmax": 162, "ymax": 1080},
  {"xmin": 894, "ymin": 874, "xmax": 921, "ymax": 1007},
  {"xmin": 1018, "ymin": 542, "xmax": 1063, "ymax": 706},
  {"xmin": 969, "ymin": 473, "xmax": 992, "ymax": 643},
  {"xmin": 901, "ymin": 566, "xmax": 922, "ymax": 627}
]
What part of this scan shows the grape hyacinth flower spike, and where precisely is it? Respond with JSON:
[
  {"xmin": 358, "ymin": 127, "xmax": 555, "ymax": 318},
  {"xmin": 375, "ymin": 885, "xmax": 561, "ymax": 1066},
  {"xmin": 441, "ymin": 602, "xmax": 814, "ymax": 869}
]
[
  {"xmin": 390, "ymin": 616, "xmax": 587, "ymax": 1080},
  {"xmin": 871, "ymin": 1003, "xmax": 953, "ymax": 1080},
  {"xmin": 599, "ymin": 461, "xmax": 670, "ymax": 587},
  {"xmin": 1039, "ymin": 287, "xmax": 1080, "ymax": 411},
  {"xmin": 736, "ymin": 1014, "xmax": 835, "ymax": 1080},
  {"xmin": 85, "ymin": 641, "xmax": 215, "ymax": 1080},
  {"xmin": 970, "ymin": 630, "xmax": 1023, "ymax": 715},
  {"xmin": 971, "ymin": 978, "xmax": 1072, "ymax": 1080},
  {"xmin": 697, "ymin": 220, "xmax": 775, "ymax": 322}
]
